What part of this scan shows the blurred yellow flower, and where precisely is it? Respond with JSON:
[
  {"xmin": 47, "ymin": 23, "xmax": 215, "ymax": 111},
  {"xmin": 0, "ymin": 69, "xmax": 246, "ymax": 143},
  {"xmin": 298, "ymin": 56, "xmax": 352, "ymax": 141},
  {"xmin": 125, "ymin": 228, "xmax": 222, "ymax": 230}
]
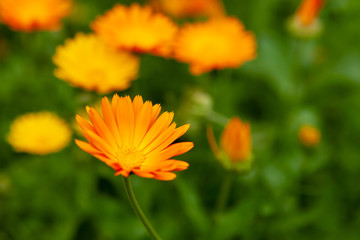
[
  {"xmin": 75, "ymin": 95, "xmax": 193, "ymax": 180},
  {"xmin": 299, "ymin": 124, "xmax": 321, "ymax": 147},
  {"xmin": 150, "ymin": 0, "xmax": 225, "ymax": 19},
  {"xmin": 7, "ymin": 112, "xmax": 72, "ymax": 155},
  {"xmin": 53, "ymin": 33, "xmax": 139, "ymax": 93},
  {"xmin": 207, "ymin": 117, "xmax": 252, "ymax": 172},
  {"xmin": 174, "ymin": 17, "xmax": 256, "ymax": 75},
  {"xmin": 0, "ymin": 0, "xmax": 72, "ymax": 32},
  {"xmin": 91, "ymin": 4, "xmax": 178, "ymax": 57},
  {"xmin": 296, "ymin": 0, "xmax": 323, "ymax": 26}
]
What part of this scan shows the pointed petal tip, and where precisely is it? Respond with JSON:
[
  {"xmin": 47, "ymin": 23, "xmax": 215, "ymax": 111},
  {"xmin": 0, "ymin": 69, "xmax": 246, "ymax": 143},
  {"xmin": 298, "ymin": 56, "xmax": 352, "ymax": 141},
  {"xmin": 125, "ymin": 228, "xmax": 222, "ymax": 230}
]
[
  {"xmin": 101, "ymin": 96, "xmax": 110, "ymax": 103},
  {"xmin": 112, "ymin": 93, "xmax": 120, "ymax": 100},
  {"xmin": 134, "ymin": 95, "xmax": 143, "ymax": 101},
  {"xmin": 171, "ymin": 160, "xmax": 190, "ymax": 171},
  {"xmin": 75, "ymin": 114, "xmax": 81, "ymax": 121},
  {"xmin": 179, "ymin": 123, "xmax": 190, "ymax": 133},
  {"xmin": 176, "ymin": 163, "xmax": 189, "ymax": 171}
]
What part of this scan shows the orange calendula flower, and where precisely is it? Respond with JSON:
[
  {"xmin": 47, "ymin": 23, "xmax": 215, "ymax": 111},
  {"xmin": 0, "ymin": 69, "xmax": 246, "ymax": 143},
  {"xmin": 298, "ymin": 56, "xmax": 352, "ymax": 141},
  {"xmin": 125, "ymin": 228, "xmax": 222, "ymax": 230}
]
[
  {"xmin": 75, "ymin": 95, "xmax": 193, "ymax": 181},
  {"xmin": 53, "ymin": 33, "xmax": 139, "ymax": 93},
  {"xmin": 174, "ymin": 17, "xmax": 256, "ymax": 75},
  {"xmin": 91, "ymin": 4, "xmax": 178, "ymax": 57},
  {"xmin": 298, "ymin": 124, "xmax": 321, "ymax": 147},
  {"xmin": 7, "ymin": 112, "xmax": 72, "ymax": 155},
  {"xmin": 207, "ymin": 117, "xmax": 252, "ymax": 172},
  {"xmin": 150, "ymin": 0, "xmax": 225, "ymax": 19},
  {"xmin": 0, "ymin": 0, "xmax": 72, "ymax": 32},
  {"xmin": 296, "ymin": 0, "xmax": 324, "ymax": 26}
]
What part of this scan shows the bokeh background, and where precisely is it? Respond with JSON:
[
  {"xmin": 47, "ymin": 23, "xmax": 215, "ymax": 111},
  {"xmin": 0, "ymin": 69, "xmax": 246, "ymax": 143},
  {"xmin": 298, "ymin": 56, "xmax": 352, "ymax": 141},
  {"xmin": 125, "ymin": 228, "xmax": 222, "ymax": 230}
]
[{"xmin": 1, "ymin": 0, "xmax": 360, "ymax": 239}]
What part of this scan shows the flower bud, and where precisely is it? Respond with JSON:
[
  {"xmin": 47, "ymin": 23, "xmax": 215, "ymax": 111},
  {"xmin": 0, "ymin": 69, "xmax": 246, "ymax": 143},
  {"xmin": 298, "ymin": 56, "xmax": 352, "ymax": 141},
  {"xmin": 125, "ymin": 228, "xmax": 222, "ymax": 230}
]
[
  {"xmin": 287, "ymin": 0, "xmax": 324, "ymax": 38},
  {"xmin": 298, "ymin": 124, "xmax": 321, "ymax": 147},
  {"xmin": 207, "ymin": 117, "xmax": 253, "ymax": 173}
]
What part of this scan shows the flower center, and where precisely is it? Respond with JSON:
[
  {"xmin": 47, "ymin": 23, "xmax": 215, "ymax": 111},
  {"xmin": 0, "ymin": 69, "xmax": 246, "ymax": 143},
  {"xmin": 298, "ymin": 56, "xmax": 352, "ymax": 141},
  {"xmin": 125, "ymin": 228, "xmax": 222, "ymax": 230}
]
[{"xmin": 116, "ymin": 147, "xmax": 145, "ymax": 170}]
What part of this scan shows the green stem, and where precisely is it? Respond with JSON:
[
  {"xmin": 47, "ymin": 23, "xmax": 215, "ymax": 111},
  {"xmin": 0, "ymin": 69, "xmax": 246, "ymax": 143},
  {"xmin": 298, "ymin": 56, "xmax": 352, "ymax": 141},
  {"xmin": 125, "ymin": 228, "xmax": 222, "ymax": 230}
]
[
  {"xmin": 215, "ymin": 173, "xmax": 234, "ymax": 217},
  {"xmin": 123, "ymin": 176, "xmax": 162, "ymax": 240}
]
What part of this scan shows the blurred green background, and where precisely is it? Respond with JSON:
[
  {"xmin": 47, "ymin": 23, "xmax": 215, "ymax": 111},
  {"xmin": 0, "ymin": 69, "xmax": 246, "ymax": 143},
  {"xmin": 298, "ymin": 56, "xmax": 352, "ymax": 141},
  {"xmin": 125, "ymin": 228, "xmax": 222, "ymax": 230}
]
[{"xmin": 1, "ymin": 0, "xmax": 360, "ymax": 239}]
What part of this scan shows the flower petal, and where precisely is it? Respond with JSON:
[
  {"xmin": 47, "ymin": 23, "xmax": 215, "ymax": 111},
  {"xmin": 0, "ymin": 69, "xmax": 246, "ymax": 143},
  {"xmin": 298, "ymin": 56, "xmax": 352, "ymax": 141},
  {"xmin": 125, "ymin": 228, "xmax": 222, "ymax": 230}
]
[
  {"xmin": 153, "ymin": 171, "xmax": 177, "ymax": 181},
  {"xmin": 88, "ymin": 108, "xmax": 118, "ymax": 149},
  {"xmin": 101, "ymin": 97, "xmax": 122, "ymax": 145},
  {"xmin": 139, "ymin": 112, "xmax": 174, "ymax": 150},
  {"xmin": 144, "ymin": 124, "xmax": 190, "ymax": 155},
  {"xmin": 133, "ymin": 169, "xmax": 155, "ymax": 178},
  {"xmin": 133, "ymin": 101, "xmax": 153, "ymax": 147}
]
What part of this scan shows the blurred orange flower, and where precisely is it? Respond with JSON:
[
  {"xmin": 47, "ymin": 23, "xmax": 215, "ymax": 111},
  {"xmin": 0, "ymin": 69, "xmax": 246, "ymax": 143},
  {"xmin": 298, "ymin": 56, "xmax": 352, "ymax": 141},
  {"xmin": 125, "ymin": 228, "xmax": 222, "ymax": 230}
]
[
  {"xmin": 7, "ymin": 112, "xmax": 72, "ymax": 155},
  {"xmin": 296, "ymin": 0, "xmax": 323, "ymax": 26},
  {"xmin": 151, "ymin": 0, "xmax": 225, "ymax": 19},
  {"xmin": 207, "ymin": 117, "xmax": 252, "ymax": 172},
  {"xmin": 299, "ymin": 124, "xmax": 321, "ymax": 147},
  {"xmin": 174, "ymin": 17, "xmax": 256, "ymax": 75},
  {"xmin": 0, "ymin": 0, "xmax": 72, "ymax": 32},
  {"xmin": 91, "ymin": 4, "xmax": 178, "ymax": 57},
  {"xmin": 75, "ymin": 95, "xmax": 193, "ymax": 180},
  {"xmin": 53, "ymin": 33, "xmax": 139, "ymax": 93}
]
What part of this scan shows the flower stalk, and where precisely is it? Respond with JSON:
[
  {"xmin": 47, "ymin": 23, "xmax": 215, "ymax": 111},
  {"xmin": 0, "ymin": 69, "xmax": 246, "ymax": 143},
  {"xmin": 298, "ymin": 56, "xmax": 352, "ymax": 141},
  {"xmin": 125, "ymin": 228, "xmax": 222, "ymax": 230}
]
[
  {"xmin": 215, "ymin": 173, "xmax": 234, "ymax": 218},
  {"xmin": 123, "ymin": 176, "xmax": 162, "ymax": 240}
]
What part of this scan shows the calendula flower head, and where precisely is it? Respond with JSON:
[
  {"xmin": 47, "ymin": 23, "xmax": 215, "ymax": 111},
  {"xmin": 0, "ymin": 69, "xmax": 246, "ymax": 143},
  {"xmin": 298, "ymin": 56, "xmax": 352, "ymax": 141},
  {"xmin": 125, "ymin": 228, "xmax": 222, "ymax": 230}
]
[
  {"xmin": 7, "ymin": 112, "xmax": 72, "ymax": 155},
  {"xmin": 75, "ymin": 95, "xmax": 193, "ymax": 181},
  {"xmin": 53, "ymin": 33, "xmax": 139, "ymax": 93},
  {"xmin": 174, "ymin": 17, "xmax": 256, "ymax": 75},
  {"xmin": 299, "ymin": 124, "xmax": 321, "ymax": 147},
  {"xmin": 0, "ymin": 0, "xmax": 72, "ymax": 32},
  {"xmin": 91, "ymin": 4, "xmax": 178, "ymax": 57},
  {"xmin": 150, "ymin": 0, "xmax": 225, "ymax": 19},
  {"xmin": 287, "ymin": 0, "xmax": 324, "ymax": 38},
  {"xmin": 207, "ymin": 117, "xmax": 253, "ymax": 173}
]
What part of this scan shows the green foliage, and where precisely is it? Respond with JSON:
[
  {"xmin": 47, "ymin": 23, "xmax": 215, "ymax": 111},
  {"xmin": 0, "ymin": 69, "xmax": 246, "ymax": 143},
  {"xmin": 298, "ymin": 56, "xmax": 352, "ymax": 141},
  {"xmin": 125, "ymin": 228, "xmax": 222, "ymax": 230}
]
[{"xmin": 1, "ymin": 0, "xmax": 360, "ymax": 239}]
